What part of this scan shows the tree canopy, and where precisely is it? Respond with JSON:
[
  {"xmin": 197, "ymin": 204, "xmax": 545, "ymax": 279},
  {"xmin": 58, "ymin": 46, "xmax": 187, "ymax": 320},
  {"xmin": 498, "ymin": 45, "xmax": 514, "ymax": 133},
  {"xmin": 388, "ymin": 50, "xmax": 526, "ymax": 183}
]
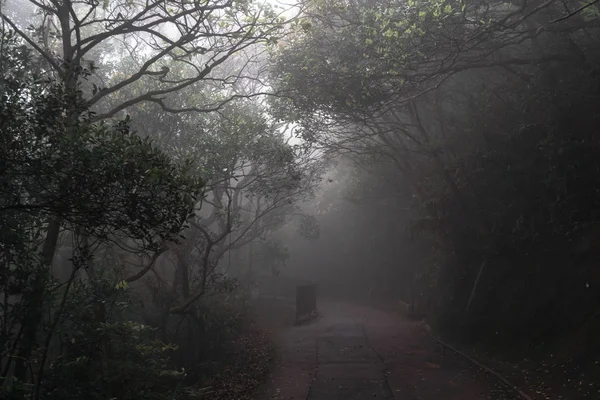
[{"xmin": 269, "ymin": 0, "xmax": 600, "ymax": 356}]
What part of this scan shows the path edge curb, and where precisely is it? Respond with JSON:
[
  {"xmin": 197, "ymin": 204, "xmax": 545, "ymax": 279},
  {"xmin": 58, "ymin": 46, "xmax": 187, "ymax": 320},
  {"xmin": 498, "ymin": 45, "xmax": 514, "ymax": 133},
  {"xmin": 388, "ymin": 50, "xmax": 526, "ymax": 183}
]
[{"xmin": 422, "ymin": 323, "xmax": 534, "ymax": 400}]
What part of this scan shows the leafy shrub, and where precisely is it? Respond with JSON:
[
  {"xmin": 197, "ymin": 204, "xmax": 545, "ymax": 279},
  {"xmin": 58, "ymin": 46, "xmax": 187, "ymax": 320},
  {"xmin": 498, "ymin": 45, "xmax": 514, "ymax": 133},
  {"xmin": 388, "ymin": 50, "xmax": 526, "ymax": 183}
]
[
  {"xmin": 40, "ymin": 278, "xmax": 187, "ymax": 400},
  {"xmin": 165, "ymin": 291, "xmax": 252, "ymax": 379}
]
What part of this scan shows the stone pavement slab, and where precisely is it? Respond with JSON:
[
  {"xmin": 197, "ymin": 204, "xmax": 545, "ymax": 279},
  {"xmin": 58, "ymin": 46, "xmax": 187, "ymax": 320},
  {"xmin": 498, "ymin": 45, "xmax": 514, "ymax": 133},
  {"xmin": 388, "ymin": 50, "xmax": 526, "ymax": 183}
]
[
  {"xmin": 258, "ymin": 301, "xmax": 521, "ymax": 400},
  {"xmin": 316, "ymin": 362, "xmax": 386, "ymax": 380},
  {"xmin": 317, "ymin": 335, "xmax": 380, "ymax": 364},
  {"xmin": 308, "ymin": 378, "xmax": 393, "ymax": 400}
]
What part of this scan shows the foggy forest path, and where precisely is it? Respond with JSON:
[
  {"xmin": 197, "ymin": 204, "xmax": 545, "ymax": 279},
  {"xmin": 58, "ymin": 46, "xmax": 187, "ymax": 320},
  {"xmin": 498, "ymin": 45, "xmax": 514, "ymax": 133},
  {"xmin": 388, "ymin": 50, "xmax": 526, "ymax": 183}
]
[{"xmin": 258, "ymin": 301, "xmax": 520, "ymax": 400}]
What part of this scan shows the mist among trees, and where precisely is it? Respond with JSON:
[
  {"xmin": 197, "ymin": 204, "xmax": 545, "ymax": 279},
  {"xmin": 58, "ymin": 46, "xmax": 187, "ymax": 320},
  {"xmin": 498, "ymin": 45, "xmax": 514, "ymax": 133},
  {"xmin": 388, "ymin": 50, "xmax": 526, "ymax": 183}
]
[{"xmin": 2, "ymin": 0, "xmax": 600, "ymax": 397}]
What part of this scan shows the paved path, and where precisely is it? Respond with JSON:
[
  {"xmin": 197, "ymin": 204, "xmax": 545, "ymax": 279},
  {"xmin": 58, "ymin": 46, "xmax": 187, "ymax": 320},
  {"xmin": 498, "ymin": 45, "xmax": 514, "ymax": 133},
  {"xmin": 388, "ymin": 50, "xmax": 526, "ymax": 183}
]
[{"xmin": 258, "ymin": 301, "xmax": 520, "ymax": 400}]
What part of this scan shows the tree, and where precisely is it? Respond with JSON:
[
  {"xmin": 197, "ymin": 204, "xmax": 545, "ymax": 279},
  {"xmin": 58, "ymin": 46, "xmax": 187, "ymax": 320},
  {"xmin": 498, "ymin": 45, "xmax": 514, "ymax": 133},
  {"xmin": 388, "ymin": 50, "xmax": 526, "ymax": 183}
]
[
  {"xmin": 253, "ymin": 240, "xmax": 290, "ymax": 276},
  {"xmin": 270, "ymin": 0, "xmax": 600, "ymax": 350},
  {"xmin": 0, "ymin": 0, "xmax": 295, "ymax": 385},
  {"xmin": 123, "ymin": 96, "xmax": 322, "ymax": 334},
  {"xmin": 272, "ymin": 0, "xmax": 589, "ymax": 120},
  {"xmin": 270, "ymin": 0, "xmax": 599, "ymax": 242},
  {"xmin": 269, "ymin": 0, "xmax": 596, "ymax": 199},
  {"xmin": 1, "ymin": 0, "xmax": 287, "ymax": 118},
  {"xmin": 0, "ymin": 30, "xmax": 202, "ymax": 392},
  {"xmin": 0, "ymin": 0, "xmax": 290, "ymax": 290}
]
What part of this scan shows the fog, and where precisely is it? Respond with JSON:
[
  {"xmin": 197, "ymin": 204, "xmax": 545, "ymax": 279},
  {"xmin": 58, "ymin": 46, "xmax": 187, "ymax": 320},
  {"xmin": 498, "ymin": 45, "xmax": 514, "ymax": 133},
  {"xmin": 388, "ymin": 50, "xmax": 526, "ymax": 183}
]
[{"xmin": 2, "ymin": 0, "xmax": 600, "ymax": 397}]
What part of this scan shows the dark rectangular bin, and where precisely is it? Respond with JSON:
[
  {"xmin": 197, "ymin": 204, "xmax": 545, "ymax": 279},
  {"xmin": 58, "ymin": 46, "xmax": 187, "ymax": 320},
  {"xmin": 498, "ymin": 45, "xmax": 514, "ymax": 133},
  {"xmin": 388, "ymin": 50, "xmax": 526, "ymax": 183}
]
[{"xmin": 295, "ymin": 282, "xmax": 317, "ymax": 324}]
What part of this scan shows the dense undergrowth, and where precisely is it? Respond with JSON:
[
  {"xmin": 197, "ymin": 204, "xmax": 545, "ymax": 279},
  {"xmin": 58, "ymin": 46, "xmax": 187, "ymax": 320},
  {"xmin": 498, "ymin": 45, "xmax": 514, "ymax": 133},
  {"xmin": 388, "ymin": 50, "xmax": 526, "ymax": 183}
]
[{"xmin": 429, "ymin": 57, "xmax": 600, "ymax": 359}]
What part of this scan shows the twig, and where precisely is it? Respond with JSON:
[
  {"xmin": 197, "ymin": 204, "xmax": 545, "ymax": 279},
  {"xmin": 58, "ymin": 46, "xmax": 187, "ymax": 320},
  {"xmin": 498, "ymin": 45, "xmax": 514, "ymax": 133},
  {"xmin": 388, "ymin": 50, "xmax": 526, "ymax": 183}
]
[
  {"xmin": 124, "ymin": 247, "xmax": 166, "ymax": 283},
  {"xmin": 552, "ymin": 0, "xmax": 600, "ymax": 23}
]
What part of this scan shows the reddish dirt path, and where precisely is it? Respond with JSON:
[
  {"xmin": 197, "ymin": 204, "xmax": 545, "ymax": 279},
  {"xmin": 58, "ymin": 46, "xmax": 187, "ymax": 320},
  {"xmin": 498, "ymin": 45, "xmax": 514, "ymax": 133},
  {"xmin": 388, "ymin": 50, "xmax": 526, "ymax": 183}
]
[{"xmin": 257, "ymin": 301, "xmax": 520, "ymax": 400}]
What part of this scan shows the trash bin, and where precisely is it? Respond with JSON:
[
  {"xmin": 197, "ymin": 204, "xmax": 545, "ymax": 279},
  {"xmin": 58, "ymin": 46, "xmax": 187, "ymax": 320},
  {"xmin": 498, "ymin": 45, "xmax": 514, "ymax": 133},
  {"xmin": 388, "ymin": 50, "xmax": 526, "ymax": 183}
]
[{"xmin": 295, "ymin": 282, "xmax": 317, "ymax": 324}]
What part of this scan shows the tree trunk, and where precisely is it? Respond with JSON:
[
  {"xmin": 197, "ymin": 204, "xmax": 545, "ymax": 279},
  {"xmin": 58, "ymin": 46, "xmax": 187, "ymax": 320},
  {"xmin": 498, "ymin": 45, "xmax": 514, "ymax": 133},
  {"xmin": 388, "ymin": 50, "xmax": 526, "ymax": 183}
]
[
  {"xmin": 247, "ymin": 239, "xmax": 254, "ymax": 280},
  {"xmin": 14, "ymin": 218, "xmax": 60, "ymax": 383},
  {"xmin": 175, "ymin": 250, "xmax": 190, "ymax": 300}
]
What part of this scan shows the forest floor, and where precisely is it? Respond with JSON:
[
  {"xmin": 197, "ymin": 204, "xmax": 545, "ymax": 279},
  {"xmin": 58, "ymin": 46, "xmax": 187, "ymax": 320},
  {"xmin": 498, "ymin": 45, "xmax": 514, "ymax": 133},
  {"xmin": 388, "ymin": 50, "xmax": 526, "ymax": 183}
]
[
  {"xmin": 196, "ymin": 328, "xmax": 274, "ymax": 400},
  {"xmin": 448, "ymin": 340, "xmax": 600, "ymax": 399},
  {"xmin": 189, "ymin": 296, "xmax": 294, "ymax": 400},
  {"xmin": 254, "ymin": 300, "xmax": 523, "ymax": 400}
]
